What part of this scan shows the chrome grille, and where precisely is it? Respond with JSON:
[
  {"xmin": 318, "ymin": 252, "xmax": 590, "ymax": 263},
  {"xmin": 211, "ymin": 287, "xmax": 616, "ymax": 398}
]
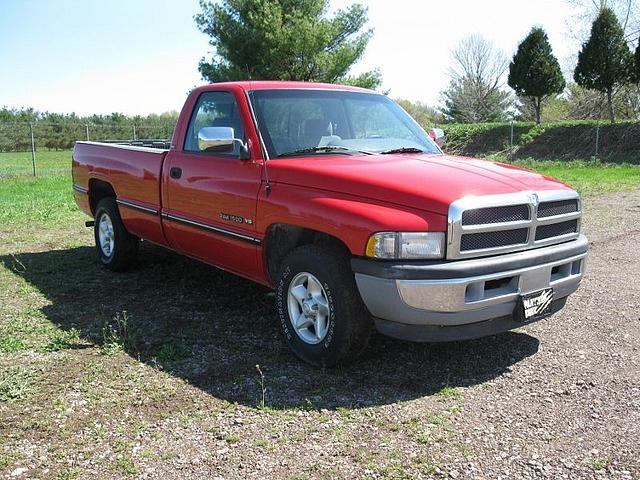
[
  {"xmin": 448, "ymin": 190, "xmax": 582, "ymax": 259},
  {"xmin": 460, "ymin": 229, "xmax": 529, "ymax": 251},
  {"xmin": 535, "ymin": 219, "xmax": 579, "ymax": 241},
  {"xmin": 537, "ymin": 199, "xmax": 579, "ymax": 218},
  {"xmin": 462, "ymin": 205, "xmax": 530, "ymax": 225}
]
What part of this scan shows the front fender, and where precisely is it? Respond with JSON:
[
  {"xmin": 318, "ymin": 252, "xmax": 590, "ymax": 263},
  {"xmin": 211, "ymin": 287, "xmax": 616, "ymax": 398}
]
[{"xmin": 257, "ymin": 184, "xmax": 447, "ymax": 256}]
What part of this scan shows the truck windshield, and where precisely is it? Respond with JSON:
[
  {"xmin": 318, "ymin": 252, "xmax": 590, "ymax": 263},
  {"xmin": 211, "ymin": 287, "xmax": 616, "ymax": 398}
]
[{"xmin": 249, "ymin": 89, "xmax": 442, "ymax": 158}]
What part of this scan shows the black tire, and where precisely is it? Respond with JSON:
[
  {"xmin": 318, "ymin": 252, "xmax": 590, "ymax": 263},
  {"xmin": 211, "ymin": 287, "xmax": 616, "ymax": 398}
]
[
  {"xmin": 93, "ymin": 198, "xmax": 139, "ymax": 271},
  {"xmin": 276, "ymin": 244, "xmax": 372, "ymax": 367}
]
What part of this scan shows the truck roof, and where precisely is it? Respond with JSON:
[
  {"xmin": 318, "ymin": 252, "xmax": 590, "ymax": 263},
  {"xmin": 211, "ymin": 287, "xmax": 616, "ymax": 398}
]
[{"xmin": 193, "ymin": 80, "xmax": 373, "ymax": 94}]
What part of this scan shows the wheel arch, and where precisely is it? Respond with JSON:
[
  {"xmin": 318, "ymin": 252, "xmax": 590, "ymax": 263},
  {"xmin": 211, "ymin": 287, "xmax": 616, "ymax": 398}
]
[
  {"xmin": 263, "ymin": 223, "xmax": 352, "ymax": 285},
  {"xmin": 88, "ymin": 178, "xmax": 116, "ymax": 215}
]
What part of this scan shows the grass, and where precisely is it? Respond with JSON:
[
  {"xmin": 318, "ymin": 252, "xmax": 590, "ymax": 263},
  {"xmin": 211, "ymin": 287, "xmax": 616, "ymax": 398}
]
[
  {"xmin": 508, "ymin": 158, "xmax": 640, "ymax": 196},
  {"xmin": 0, "ymin": 173, "xmax": 82, "ymax": 228},
  {"xmin": 0, "ymin": 150, "xmax": 71, "ymax": 178}
]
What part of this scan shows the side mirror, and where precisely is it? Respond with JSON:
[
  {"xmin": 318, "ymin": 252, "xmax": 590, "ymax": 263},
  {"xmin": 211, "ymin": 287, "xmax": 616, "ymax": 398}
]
[
  {"xmin": 198, "ymin": 127, "xmax": 250, "ymax": 159},
  {"xmin": 428, "ymin": 128, "xmax": 445, "ymax": 148}
]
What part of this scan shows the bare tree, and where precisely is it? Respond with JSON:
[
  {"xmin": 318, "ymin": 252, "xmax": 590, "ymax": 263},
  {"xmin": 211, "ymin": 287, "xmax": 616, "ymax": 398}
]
[
  {"xmin": 448, "ymin": 35, "xmax": 509, "ymax": 89},
  {"xmin": 440, "ymin": 35, "xmax": 512, "ymax": 123},
  {"xmin": 566, "ymin": 0, "xmax": 640, "ymax": 45}
]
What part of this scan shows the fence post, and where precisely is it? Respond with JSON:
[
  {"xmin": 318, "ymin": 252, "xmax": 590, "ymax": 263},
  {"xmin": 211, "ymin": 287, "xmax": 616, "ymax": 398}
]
[
  {"xmin": 29, "ymin": 123, "xmax": 37, "ymax": 177},
  {"xmin": 510, "ymin": 121, "xmax": 514, "ymax": 151},
  {"xmin": 595, "ymin": 124, "xmax": 600, "ymax": 157},
  {"xmin": 85, "ymin": 124, "xmax": 90, "ymax": 141},
  {"xmin": 133, "ymin": 125, "xmax": 137, "ymax": 141}
]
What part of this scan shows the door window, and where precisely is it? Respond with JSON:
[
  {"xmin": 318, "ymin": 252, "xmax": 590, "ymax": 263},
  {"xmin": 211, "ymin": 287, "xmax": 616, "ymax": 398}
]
[{"xmin": 184, "ymin": 91, "xmax": 245, "ymax": 155}]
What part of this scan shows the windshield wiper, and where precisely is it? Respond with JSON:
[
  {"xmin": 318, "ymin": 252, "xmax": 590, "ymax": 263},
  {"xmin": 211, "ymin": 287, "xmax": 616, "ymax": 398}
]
[
  {"xmin": 277, "ymin": 146, "xmax": 373, "ymax": 157},
  {"xmin": 379, "ymin": 147, "xmax": 425, "ymax": 155}
]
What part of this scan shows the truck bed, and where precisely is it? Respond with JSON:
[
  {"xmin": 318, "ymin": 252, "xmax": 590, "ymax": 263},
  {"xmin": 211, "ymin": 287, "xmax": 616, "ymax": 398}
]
[
  {"xmin": 72, "ymin": 140, "xmax": 170, "ymax": 246},
  {"xmin": 100, "ymin": 139, "xmax": 172, "ymax": 150}
]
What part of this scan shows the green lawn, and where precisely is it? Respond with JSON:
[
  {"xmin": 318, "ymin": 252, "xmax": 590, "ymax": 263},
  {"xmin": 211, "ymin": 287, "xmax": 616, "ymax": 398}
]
[
  {"xmin": 508, "ymin": 158, "xmax": 640, "ymax": 196},
  {"xmin": 0, "ymin": 175, "xmax": 81, "ymax": 228},
  {"xmin": 0, "ymin": 150, "xmax": 72, "ymax": 178}
]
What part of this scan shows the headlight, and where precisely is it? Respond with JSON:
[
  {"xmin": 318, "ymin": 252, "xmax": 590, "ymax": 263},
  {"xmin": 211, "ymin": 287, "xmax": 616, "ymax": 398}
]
[{"xmin": 365, "ymin": 232, "xmax": 445, "ymax": 259}]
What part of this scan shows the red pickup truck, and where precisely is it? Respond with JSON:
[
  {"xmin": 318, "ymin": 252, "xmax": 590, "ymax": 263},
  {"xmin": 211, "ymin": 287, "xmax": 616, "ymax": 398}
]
[{"xmin": 72, "ymin": 81, "xmax": 587, "ymax": 366}]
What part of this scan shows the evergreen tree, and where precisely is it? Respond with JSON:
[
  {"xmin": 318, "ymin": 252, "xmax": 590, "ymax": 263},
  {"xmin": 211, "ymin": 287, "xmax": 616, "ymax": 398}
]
[
  {"xmin": 508, "ymin": 27, "xmax": 565, "ymax": 124},
  {"xmin": 194, "ymin": 0, "xmax": 381, "ymax": 89},
  {"xmin": 441, "ymin": 77, "xmax": 512, "ymax": 123},
  {"xmin": 574, "ymin": 8, "xmax": 633, "ymax": 123}
]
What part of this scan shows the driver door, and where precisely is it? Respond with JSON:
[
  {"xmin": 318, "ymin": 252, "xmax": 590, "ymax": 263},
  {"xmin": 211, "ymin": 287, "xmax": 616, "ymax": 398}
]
[{"xmin": 162, "ymin": 90, "xmax": 262, "ymax": 278}]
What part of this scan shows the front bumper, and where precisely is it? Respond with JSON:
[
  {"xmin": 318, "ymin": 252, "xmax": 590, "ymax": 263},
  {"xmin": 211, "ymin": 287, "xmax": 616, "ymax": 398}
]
[{"xmin": 351, "ymin": 235, "xmax": 588, "ymax": 342}]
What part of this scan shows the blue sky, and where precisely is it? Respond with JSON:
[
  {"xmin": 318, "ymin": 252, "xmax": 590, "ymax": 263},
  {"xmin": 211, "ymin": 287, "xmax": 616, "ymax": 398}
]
[{"xmin": 1, "ymin": 0, "xmax": 575, "ymax": 115}]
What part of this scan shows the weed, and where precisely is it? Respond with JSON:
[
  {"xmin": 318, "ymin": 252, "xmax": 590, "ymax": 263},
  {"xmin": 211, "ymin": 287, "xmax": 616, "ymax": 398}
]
[
  {"xmin": 256, "ymin": 364, "xmax": 266, "ymax": 409},
  {"xmin": 139, "ymin": 448, "xmax": 157, "ymax": 460},
  {"xmin": 114, "ymin": 454, "xmax": 139, "ymax": 474},
  {"xmin": 590, "ymin": 458, "xmax": 609, "ymax": 471},
  {"xmin": 56, "ymin": 468, "xmax": 80, "ymax": 480},
  {"xmin": 415, "ymin": 432, "xmax": 432, "ymax": 445},
  {"xmin": 43, "ymin": 328, "xmax": 80, "ymax": 352},
  {"xmin": 336, "ymin": 406, "xmax": 353, "ymax": 419},
  {"xmin": 0, "ymin": 336, "xmax": 27, "ymax": 353},
  {"xmin": 52, "ymin": 397, "xmax": 67, "ymax": 411},
  {"xmin": 157, "ymin": 342, "xmax": 189, "ymax": 362},
  {"xmin": 413, "ymin": 455, "xmax": 437, "ymax": 475},
  {"xmin": 0, "ymin": 452, "xmax": 19, "ymax": 469},
  {"xmin": 0, "ymin": 366, "xmax": 37, "ymax": 401},
  {"xmin": 437, "ymin": 385, "xmax": 462, "ymax": 399},
  {"xmin": 101, "ymin": 311, "xmax": 135, "ymax": 355},
  {"xmin": 254, "ymin": 438, "xmax": 269, "ymax": 447},
  {"xmin": 224, "ymin": 434, "xmax": 241, "ymax": 444},
  {"xmin": 456, "ymin": 443, "xmax": 477, "ymax": 458}
]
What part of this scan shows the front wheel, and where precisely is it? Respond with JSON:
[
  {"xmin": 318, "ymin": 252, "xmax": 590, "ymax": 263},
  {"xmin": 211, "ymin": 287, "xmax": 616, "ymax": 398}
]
[
  {"xmin": 276, "ymin": 244, "xmax": 372, "ymax": 367},
  {"xmin": 94, "ymin": 198, "xmax": 139, "ymax": 271}
]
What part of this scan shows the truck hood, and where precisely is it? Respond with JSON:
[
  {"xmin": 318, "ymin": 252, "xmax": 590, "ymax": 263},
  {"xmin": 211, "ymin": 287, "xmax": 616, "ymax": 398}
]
[{"xmin": 268, "ymin": 153, "xmax": 573, "ymax": 215}]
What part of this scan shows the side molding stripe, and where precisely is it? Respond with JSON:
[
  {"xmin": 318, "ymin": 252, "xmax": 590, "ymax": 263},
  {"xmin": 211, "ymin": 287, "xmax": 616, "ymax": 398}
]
[
  {"xmin": 116, "ymin": 198, "xmax": 159, "ymax": 216},
  {"xmin": 161, "ymin": 212, "xmax": 261, "ymax": 245},
  {"xmin": 72, "ymin": 184, "xmax": 88, "ymax": 194}
]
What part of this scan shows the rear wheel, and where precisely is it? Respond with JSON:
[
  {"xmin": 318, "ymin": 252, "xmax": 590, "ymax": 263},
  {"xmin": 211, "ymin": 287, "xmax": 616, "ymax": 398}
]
[
  {"xmin": 276, "ymin": 244, "xmax": 372, "ymax": 367},
  {"xmin": 94, "ymin": 198, "xmax": 139, "ymax": 271}
]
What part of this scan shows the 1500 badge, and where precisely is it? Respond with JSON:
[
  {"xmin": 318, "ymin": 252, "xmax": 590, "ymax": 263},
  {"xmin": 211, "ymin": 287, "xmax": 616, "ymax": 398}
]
[{"xmin": 220, "ymin": 213, "xmax": 253, "ymax": 225}]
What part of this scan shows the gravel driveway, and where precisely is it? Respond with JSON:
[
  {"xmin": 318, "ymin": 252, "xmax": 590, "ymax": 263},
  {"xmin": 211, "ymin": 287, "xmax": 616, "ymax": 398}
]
[{"xmin": 143, "ymin": 191, "xmax": 640, "ymax": 480}]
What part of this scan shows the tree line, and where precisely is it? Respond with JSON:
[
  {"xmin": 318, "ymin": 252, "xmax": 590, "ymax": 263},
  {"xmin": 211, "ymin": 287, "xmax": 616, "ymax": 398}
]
[
  {"xmin": 195, "ymin": 0, "xmax": 640, "ymax": 124},
  {"xmin": 0, "ymin": 109, "xmax": 178, "ymax": 152}
]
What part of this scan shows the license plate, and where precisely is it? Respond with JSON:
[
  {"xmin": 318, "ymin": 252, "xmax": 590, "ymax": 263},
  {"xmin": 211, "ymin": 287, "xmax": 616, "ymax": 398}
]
[{"xmin": 515, "ymin": 288, "xmax": 553, "ymax": 322}]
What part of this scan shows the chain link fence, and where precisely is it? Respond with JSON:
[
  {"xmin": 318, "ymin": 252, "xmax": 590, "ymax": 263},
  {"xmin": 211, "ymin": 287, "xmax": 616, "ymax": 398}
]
[
  {"xmin": 3, "ymin": 120, "xmax": 639, "ymax": 178},
  {"xmin": 442, "ymin": 121, "xmax": 640, "ymax": 163},
  {"xmin": 0, "ymin": 121, "xmax": 176, "ymax": 177}
]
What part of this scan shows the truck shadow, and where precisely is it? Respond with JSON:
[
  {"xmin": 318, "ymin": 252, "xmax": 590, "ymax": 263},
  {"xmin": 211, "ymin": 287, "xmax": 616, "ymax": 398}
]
[{"xmin": 1, "ymin": 244, "xmax": 539, "ymax": 409}]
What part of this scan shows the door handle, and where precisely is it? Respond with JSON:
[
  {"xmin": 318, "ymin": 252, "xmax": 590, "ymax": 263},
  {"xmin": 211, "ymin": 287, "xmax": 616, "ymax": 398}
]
[{"xmin": 170, "ymin": 167, "xmax": 182, "ymax": 179}]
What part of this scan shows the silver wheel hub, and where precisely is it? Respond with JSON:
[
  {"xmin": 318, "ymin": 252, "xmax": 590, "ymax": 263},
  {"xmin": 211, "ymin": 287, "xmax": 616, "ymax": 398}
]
[
  {"xmin": 287, "ymin": 272, "xmax": 330, "ymax": 345},
  {"xmin": 98, "ymin": 213, "xmax": 115, "ymax": 258}
]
